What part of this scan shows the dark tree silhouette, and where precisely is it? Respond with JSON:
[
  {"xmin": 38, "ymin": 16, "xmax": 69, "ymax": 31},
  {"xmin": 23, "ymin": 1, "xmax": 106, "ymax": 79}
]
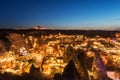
[{"xmin": 62, "ymin": 60, "xmax": 82, "ymax": 80}]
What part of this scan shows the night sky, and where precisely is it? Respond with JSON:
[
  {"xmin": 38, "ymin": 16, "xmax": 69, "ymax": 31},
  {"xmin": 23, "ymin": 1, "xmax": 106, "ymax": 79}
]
[{"xmin": 0, "ymin": 0, "xmax": 120, "ymax": 29}]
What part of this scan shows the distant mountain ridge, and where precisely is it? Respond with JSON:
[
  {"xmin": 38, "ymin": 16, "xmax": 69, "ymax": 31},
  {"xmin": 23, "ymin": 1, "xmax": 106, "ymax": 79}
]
[{"xmin": 115, "ymin": 28, "xmax": 120, "ymax": 31}]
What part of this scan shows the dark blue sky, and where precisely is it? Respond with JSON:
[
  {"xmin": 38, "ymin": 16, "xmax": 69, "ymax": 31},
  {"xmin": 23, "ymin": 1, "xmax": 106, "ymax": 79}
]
[{"xmin": 0, "ymin": 0, "xmax": 120, "ymax": 29}]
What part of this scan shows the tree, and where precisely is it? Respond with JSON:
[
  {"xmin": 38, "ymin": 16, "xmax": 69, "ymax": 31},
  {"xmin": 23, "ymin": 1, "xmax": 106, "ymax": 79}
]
[
  {"xmin": 0, "ymin": 40, "xmax": 6, "ymax": 54},
  {"xmin": 7, "ymin": 33, "xmax": 30, "ymax": 53}
]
